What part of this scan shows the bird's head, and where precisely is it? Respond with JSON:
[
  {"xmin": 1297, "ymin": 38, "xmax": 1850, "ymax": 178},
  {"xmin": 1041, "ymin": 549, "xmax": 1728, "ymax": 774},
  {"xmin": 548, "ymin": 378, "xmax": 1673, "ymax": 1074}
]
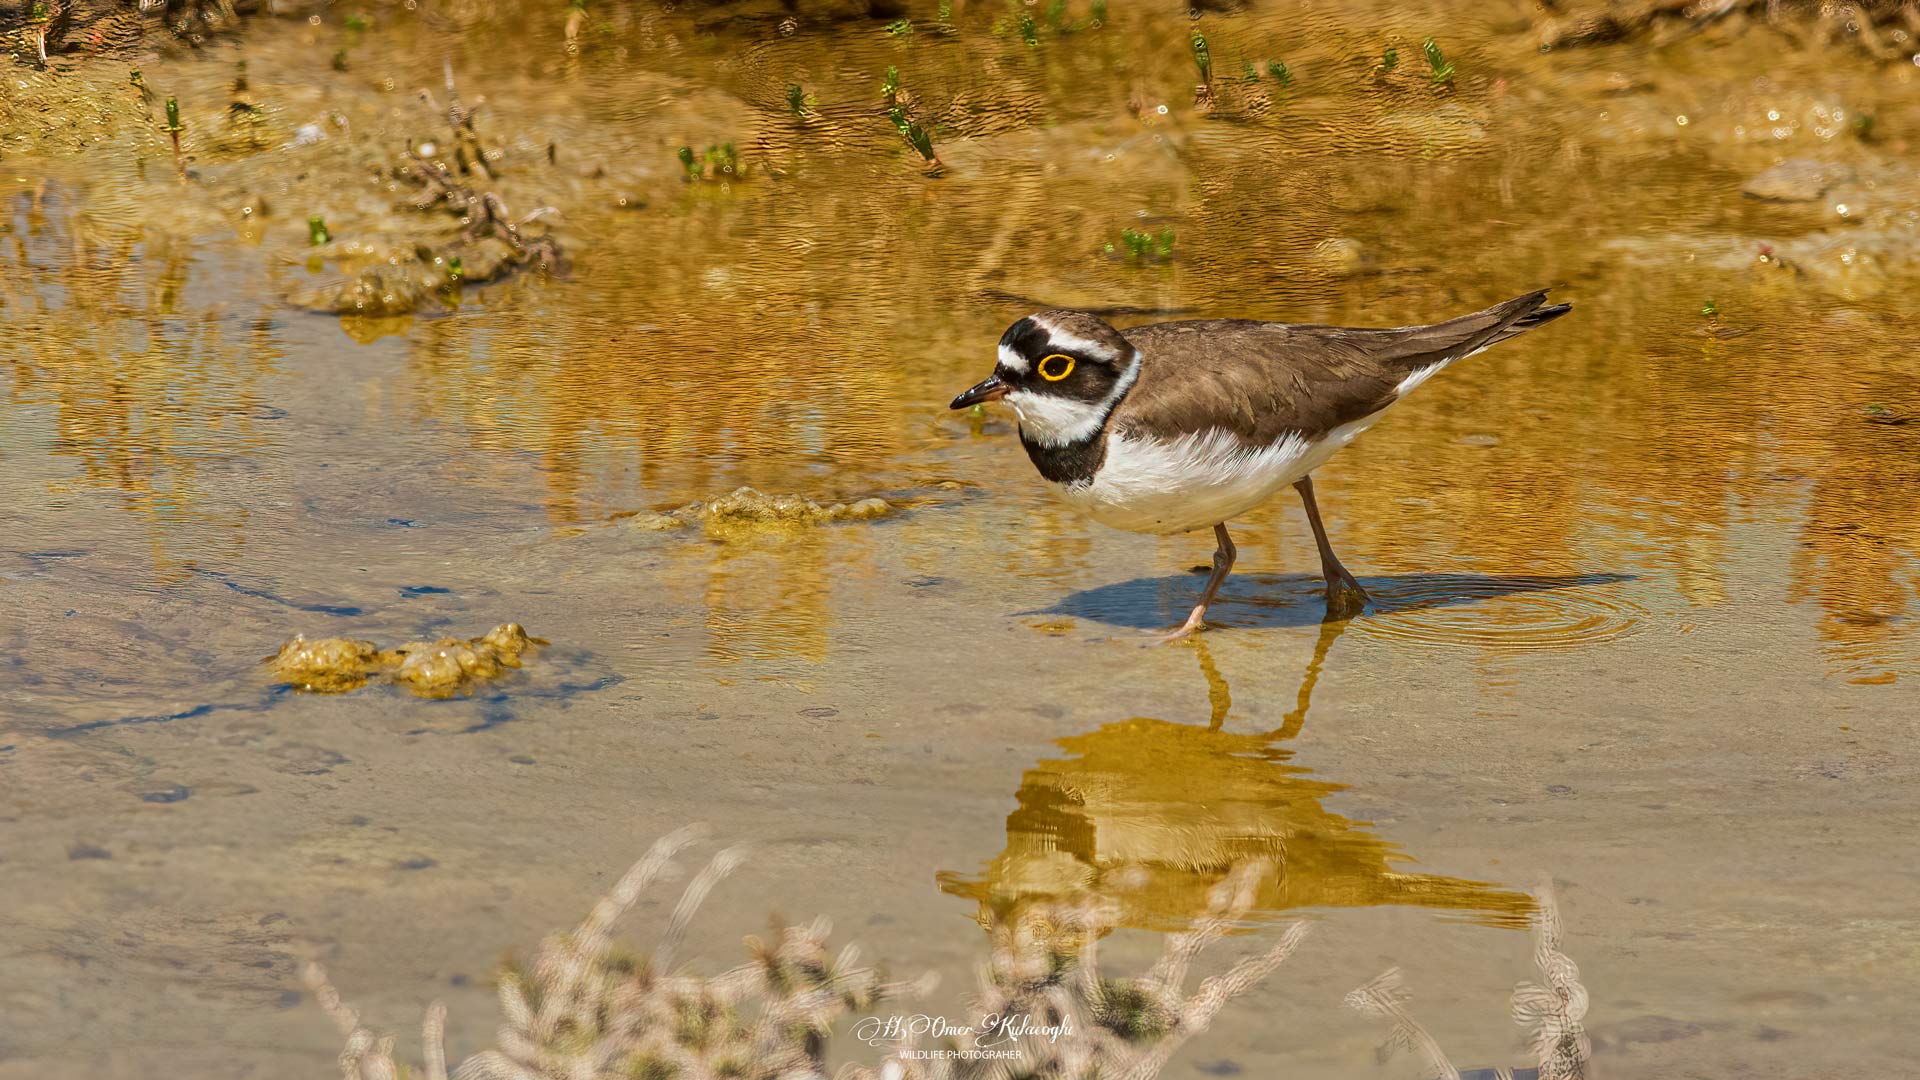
[{"xmin": 949, "ymin": 311, "xmax": 1140, "ymax": 447}]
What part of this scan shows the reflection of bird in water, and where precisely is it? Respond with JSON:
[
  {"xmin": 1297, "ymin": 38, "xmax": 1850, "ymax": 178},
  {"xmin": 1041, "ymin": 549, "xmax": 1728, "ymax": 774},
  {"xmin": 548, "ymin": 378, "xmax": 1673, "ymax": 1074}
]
[{"xmin": 939, "ymin": 622, "xmax": 1535, "ymax": 931}]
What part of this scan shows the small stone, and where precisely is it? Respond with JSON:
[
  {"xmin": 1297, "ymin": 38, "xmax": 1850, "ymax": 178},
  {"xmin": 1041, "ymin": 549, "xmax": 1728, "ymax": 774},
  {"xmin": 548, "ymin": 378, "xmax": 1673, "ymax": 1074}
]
[
  {"xmin": 1308, "ymin": 237, "xmax": 1371, "ymax": 277},
  {"xmin": 68, "ymin": 844, "xmax": 112, "ymax": 860},
  {"xmin": 140, "ymin": 785, "xmax": 192, "ymax": 804}
]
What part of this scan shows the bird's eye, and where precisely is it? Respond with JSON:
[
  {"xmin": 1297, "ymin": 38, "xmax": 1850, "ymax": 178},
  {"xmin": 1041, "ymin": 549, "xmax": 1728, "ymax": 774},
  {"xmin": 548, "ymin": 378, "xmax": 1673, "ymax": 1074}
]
[{"xmin": 1038, "ymin": 354, "xmax": 1075, "ymax": 381}]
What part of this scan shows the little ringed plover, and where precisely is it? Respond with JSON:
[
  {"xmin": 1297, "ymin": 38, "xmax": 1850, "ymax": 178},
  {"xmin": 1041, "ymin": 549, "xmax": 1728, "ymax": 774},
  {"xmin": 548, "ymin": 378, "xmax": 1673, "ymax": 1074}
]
[{"xmin": 949, "ymin": 290, "xmax": 1571, "ymax": 638}]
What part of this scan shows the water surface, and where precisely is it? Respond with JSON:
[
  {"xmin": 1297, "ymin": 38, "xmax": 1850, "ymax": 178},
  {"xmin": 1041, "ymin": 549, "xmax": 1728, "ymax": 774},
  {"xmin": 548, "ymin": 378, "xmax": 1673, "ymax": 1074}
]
[{"xmin": 3, "ymin": 2, "xmax": 1918, "ymax": 1076}]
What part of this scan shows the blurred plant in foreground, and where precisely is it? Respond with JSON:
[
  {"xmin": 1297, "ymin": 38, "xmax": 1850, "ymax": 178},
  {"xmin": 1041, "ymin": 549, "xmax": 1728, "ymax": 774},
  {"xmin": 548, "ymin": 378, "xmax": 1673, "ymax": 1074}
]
[
  {"xmin": 306, "ymin": 827, "xmax": 1310, "ymax": 1080},
  {"xmin": 1345, "ymin": 882, "xmax": 1592, "ymax": 1080}
]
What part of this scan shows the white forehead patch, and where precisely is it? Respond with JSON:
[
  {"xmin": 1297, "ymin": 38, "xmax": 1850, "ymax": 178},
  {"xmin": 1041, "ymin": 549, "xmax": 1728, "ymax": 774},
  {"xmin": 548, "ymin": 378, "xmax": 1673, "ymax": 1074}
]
[
  {"xmin": 1030, "ymin": 314, "xmax": 1122, "ymax": 362},
  {"xmin": 997, "ymin": 342, "xmax": 1029, "ymax": 375}
]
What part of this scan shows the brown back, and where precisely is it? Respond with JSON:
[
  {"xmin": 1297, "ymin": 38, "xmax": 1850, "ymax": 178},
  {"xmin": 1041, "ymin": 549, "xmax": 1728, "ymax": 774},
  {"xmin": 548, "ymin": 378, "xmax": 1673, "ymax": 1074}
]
[{"xmin": 1110, "ymin": 291, "xmax": 1561, "ymax": 444}]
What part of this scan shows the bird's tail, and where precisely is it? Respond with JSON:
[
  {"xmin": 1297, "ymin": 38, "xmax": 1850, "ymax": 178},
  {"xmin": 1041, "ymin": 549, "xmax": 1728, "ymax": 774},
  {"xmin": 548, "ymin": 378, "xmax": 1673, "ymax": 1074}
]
[{"xmin": 1370, "ymin": 289, "xmax": 1572, "ymax": 372}]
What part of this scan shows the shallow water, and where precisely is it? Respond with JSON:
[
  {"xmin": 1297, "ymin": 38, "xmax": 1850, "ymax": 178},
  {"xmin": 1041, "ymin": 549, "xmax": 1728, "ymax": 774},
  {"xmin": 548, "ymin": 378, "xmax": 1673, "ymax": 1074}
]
[{"xmin": 3, "ymin": 1, "xmax": 1919, "ymax": 1076}]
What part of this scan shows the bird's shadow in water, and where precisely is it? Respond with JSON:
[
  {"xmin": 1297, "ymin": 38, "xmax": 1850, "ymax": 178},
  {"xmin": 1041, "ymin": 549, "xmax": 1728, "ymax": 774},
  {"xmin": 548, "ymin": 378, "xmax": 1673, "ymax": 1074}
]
[{"xmin": 1032, "ymin": 571, "xmax": 1637, "ymax": 631}]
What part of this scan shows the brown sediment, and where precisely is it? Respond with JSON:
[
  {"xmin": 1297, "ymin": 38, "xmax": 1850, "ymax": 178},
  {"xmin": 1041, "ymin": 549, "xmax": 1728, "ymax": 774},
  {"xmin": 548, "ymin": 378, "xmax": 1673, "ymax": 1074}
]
[
  {"xmin": 289, "ymin": 66, "xmax": 566, "ymax": 316},
  {"xmin": 1538, "ymin": 0, "xmax": 1920, "ymax": 60},
  {"xmin": 266, "ymin": 623, "xmax": 546, "ymax": 698}
]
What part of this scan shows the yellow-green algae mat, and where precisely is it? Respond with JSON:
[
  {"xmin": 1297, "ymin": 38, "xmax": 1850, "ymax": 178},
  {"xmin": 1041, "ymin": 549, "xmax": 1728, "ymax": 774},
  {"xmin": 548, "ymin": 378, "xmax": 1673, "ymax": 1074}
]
[
  {"xmin": 621, "ymin": 486, "xmax": 894, "ymax": 534},
  {"xmin": 266, "ymin": 624, "xmax": 546, "ymax": 698}
]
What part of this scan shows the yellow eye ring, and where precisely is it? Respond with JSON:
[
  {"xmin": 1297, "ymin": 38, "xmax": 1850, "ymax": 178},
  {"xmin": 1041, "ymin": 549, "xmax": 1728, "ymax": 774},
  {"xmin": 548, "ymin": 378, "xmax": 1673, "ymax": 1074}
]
[{"xmin": 1038, "ymin": 354, "xmax": 1075, "ymax": 381}]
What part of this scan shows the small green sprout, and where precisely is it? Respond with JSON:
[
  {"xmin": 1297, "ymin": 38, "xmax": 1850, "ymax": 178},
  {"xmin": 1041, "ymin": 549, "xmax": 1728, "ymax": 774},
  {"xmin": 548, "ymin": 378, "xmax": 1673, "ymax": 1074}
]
[
  {"xmin": 1045, "ymin": 0, "xmax": 1067, "ymax": 29},
  {"xmin": 1377, "ymin": 47, "xmax": 1398, "ymax": 74},
  {"xmin": 1422, "ymin": 37, "xmax": 1454, "ymax": 84},
  {"xmin": 448, "ymin": 255, "xmax": 464, "ymax": 280},
  {"xmin": 938, "ymin": 0, "xmax": 953, "ymax": 20},
  {"xmin": 880, "ymin": 67, "xmax": 939, "ymax": 170},
  {"xmin": 890, "ymin": 108, "xmax": 938, "ymax": 166},
  {"xmin": 343, "ymin": 13, "xmax": 369, "ymax": 31},
  {"xmin": 885, "ymin": 18, "xmax": 912, "ymax": 36},
  {"xmin": 1117, "ymin": 227, "xmax": 1175, "ymax": 261},
  {"xmin": 331, "ymin": 50, "xmax": 349, "ymax": 71},
  {"xmin": 1091, "ymin": 0, "xmax": 1107, "ymax": 24},
  {"xmin": 1018, "ymin": 11, "xmax": 1038, "ymax": 45},
  {"xmin": 1700, "ymin": 298, "xmax": 1719, "ymax": 316},
  {"xmin": 1190, "ymin": 29, "xmax": 1211, "ymax": 85},
  {"xmin": 785, "ymin": 83, "xmax": 812, "ymax": 116},
  {"xmin": 161, "ymin": 96, "xmax": 187, "ymax": 174},
  {"xmin": 1243, "ymin": 61, "xmax": 1259, "ymax": 83},
  {"xmin": 676, "ymin": 144, "xmax": 741, "ymax": 181},
  {"xmin": 1268, "ymin": 60, "xmax": 1292, "ymax": 86},
  {"xmin": 307, "ymin": 216, "xmax": 330, "ymax": 246}
]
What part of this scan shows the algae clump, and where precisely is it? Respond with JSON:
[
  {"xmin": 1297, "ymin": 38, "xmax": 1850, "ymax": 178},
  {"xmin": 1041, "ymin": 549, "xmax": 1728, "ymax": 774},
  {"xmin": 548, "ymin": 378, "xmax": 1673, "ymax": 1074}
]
[
  {"xmin": 627, "ymin": 487, "xmax": 893, "ymax": 536},
  {"xmin": 267, "ymin": 623, "xmax": 546, "ymax": 698}
]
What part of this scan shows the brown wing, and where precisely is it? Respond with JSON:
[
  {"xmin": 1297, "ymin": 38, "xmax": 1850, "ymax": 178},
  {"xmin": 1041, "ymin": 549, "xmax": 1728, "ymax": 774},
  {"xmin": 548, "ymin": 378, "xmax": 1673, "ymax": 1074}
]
[{"xmin": 1111, "ymin": 291, "xmax": 1566, "ymax": 444}]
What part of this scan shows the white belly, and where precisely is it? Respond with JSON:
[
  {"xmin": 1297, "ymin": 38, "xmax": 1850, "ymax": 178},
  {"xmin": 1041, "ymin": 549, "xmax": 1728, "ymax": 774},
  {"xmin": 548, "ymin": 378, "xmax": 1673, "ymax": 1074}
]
[{"xmin": 1051, "ymin": 415, "xmax": 1383, "ymax": 535}]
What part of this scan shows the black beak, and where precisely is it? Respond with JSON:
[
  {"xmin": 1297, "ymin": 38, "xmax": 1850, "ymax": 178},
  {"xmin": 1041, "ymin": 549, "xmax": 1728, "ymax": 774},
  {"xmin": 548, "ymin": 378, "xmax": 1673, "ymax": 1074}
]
[{"xmin": 950, "ymin": 375, "xmax": 1009, "ymax": 409}]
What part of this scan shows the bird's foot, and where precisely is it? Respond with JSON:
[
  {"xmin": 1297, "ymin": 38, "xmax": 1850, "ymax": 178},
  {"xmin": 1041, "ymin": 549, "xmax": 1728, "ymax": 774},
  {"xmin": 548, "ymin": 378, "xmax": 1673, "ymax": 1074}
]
[
  {"xmin": 1323, "ymin": 577, "xmax": 1371, "ymax": 617},
  {"xmin": 1149, "ymin": 606, "xmax": 1210, "ymax": 644}
]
